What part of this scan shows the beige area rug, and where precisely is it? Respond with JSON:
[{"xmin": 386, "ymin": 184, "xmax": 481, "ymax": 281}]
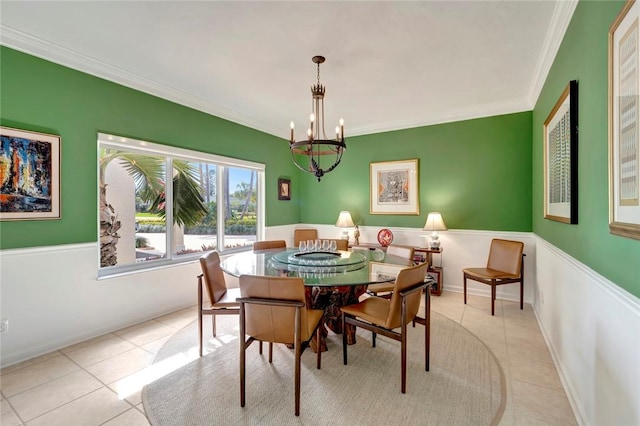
[{"xmin": 142, "ymin": 312, "xmax": 505, "ymax": 425}]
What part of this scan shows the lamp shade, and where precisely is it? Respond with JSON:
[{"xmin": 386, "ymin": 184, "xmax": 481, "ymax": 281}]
[
  {"xmin": 335, "ymin": 211, "xmax": 355, "ymax": 227},
  {"xmin": 423, "ymin": 212, "xmax": 447, "ymax": 231}
]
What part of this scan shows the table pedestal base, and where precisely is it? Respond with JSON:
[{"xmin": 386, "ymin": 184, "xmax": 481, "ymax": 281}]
[{"xmin": 306, "ymin": 285, "xmax": 366, "ymax": 352}]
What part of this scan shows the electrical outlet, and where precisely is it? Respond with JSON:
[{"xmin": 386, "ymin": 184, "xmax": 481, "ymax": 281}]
[{"xmin": 0, "ymin": 319, "xmax": 8, "ymax": 333}]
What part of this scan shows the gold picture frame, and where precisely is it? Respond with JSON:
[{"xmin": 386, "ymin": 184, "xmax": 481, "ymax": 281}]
[
  {"xmin": 609, "ymin": 0, "xmax": 640, "ymax": 240},
  {"xmin": 0, "ymin": 126, "xmax": 61, "ymax": 221},
  {"xmin": 370, "ymin": 159, "xmax": 419, "ymax": 215},
  {"xmin": 543, "ymin": 80, "xmax": 579, "ymax": 224}
]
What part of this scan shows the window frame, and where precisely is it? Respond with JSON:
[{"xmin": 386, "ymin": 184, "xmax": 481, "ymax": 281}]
[{"xmin": 97, "ymin": 133, "xmax": 265, "ymax": 278}]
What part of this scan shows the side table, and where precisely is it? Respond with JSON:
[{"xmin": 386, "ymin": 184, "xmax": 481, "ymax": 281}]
[{"xmin": 414, "ymin": 247, "xmax": 443, "ymax": 296}]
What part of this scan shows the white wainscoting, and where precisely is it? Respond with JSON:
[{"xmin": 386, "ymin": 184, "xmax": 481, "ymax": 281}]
[
  {"xmin": 534, "ymin": 237, "xmax": 640, "ymax": 426},
  {"xmin": 1, "ymin": 228, "xmax": 638, "ymax": 426},
  {"xmin": 0, "ymin": 243, "xmax": 201, "ymax": 367}
]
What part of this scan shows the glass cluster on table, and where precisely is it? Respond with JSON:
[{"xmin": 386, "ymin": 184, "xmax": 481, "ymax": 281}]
[{"xmin": 299, "ymin": 239, "xmax": 337, "ymax": 252}]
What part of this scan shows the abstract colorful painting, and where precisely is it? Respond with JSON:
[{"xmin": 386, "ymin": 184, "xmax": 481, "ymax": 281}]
[{"xmin": 0, "ymin": 126, "xmax": 60, "ymax": 220}]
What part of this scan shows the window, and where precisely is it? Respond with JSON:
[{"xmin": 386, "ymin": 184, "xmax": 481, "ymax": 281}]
[{"xmin": 98, "ymin": 133, "xmax": 264, "ymax": 277}]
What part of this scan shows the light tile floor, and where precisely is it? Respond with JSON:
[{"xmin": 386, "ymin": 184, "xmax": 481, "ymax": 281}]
[{"xmin": 0, "ymin": 291, "xmax": 576, "ymax": 425}]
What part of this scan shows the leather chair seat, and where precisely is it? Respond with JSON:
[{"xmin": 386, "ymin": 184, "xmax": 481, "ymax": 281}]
[
  {"xmin": 210, "ymin": 287, "xmax": 242, "ymax": 308},
  {"xmin": 461, "ymin": 267, "xmax": 519, "ymax": 280}
]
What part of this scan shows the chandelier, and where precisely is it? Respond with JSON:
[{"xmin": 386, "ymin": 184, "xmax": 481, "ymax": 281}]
[{"xmin": 289, "ymin": 56, "xmax": 346, "ymax": 181}]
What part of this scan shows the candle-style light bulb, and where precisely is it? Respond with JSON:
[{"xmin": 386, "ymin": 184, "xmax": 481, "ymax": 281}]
[
  {"xmin": 310, "ymin": 113, "xmax": 315, "ymax": 137},
  {"xmin": 307, "ymin": 128, "xmax": 312, "ymax": 140},
  {"xmin": 290, "ymin": 121, "xmax": 295, "ymax": 142},
  {"xmin": 335, "ymin": 126, "xmax": 340, "ymax": 140},
  {"xmin": 339, "ymin": 118, "xmax": 344, "ymax": 139}
]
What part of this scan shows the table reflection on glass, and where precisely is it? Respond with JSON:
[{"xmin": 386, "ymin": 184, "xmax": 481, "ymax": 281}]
[{"xmin": 220, "ymin": 248, "xmax": 413, "ymax": 351}]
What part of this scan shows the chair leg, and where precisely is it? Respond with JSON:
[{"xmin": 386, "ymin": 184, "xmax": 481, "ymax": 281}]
[
  {"xmin": 342, "ymin": 313, "xmax": 348, "ymax": 365},
  {"xmin": 240, "ymin": 307, "xmax": 246, "ymax": 408},
  {"xmin": 463, "ymin": 275, "xmax": 468, "ymax": 304},
  {"xmin": 401, "ymin": 320, "xmax": 407, "ymax": 394},
  {"xmin": 520, "ymin": 281, "xmax": 524, "ymax": 310},
  {"xmin": 491, "ymin": 285, "xmax": 496, "ymax": 316},
  {"xmin": 198, "ymin": 312, "xmax": 203, "ymax": 358},
  {"xmin": 425, "ymin": 287, "xmax": 431, "ymax": 372},
  {"xmin": 259, "ymin": 341, "xmax": 263, "ymax": 355},
  {"xmin": 316, "ymin": 326, "xmax": 322, "ymax": 370},
  {"xmin": 372, "ymin": 331, "xmax": 377, "ymax": 348},
  {"xmin": 268, "ymin": 342, "xmax": 273, "ymax": 363},
  {"xmin": 212, "ymin": 314, "xmax": 216, "ymax": 337}
]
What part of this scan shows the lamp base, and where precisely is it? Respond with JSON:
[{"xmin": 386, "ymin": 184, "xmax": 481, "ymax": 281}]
[{"xmin": 340, "ymin": 229, "xmax": 349, "ymax": 240}]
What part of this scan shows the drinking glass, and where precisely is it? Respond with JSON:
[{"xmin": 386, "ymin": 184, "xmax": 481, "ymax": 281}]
[
  {"xmin": 322, "ymin": 240, "xmax": 330, "ymax": 251},
  {"xmin": 329, "ymin": 240, "xmax": 337, "ymax": 252},
  {"xmin": 307, "ymin": 240, "xmax": 315, "ymax": 252},
  {"xmin": 299, "ymin": 241, "xmax": 307, "ymax": 252},
  {"xmin": 315, "ymin": 239, "xmax": 322, "ymax": 251}
]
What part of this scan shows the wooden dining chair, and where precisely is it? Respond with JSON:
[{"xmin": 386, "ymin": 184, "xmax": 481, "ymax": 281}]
[
  {"xmin": 253, "ymin": 240, "xmax": 286, "ymax": 250},
  {"xmin": 341, "ymin": 262, "xmax": 430, "ymax": 393},
  {"xmin": 293, "ymin": 228, "xmax": 318, "ymax": 246},
  {"xmin": 366, "ymin": 244, "xmax": 416, "ymax": 297},
  {"xmin": 238, "ymin": 275, "xmax": 323, "ymax": 416},
  {"xmin": 198, "ymin": 251, "xmax": 240, "ymax": 357},
  {"xmin": 462, "ymin": 238, "xmax": 525, "ymax": 316}
]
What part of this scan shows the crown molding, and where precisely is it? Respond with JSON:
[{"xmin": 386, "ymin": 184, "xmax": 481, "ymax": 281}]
[{"xmin": 527, "ymin": 0, "xmax": 579, "ymax": 108}]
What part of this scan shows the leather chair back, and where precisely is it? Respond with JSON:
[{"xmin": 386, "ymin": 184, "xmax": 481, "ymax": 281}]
[
  {"xmin": 199, "ymin": 251, "xmax": 227, "ymax": 304},
  {"xmin": 239, "ymin": 275, "xmax": 313, "ymax": 344},
  {"xmin": 328, "ymin": 239, "xmax": 349, "ymax": 251},
  {"xmin": 486, "ymin": 239, "xmax": 524, "ymax": 277},
  {"xmin": 294, "ymin": 228, "xmax": 318, "ymax": 246},
  {"xmin": 253, "ymin": 240, "xmax": 286, "ymax": 250},
  {"xmin": 386, "ymin": 262, "xmax": 428, "ymax": 329}
]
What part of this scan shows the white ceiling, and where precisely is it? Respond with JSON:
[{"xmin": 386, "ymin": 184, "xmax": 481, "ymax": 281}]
[{"xmin": 0, "ymin": 1, "xmax": 577, "ymax": 138}]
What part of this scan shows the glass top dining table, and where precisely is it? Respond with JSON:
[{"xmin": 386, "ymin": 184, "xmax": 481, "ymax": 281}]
[
  {"xmin": 219, "ymin": 247, "xmax": 413, "ymax": 286},
  {"xmin": 220, "ymin": 247, "xmax": 421, "ymax": 351}
]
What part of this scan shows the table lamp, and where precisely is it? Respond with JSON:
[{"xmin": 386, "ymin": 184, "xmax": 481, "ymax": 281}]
[
  {"xmin": 423, "ymin": 212, "xmax": 447, "ymax": 249},
  {"xmin": 335, "ymin": 211, "xmax": 354, "ymax": 240}
]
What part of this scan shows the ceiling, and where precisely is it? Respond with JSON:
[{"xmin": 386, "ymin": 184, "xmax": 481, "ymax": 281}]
[{"xmin": 0, "ymin": 1, "xmax": 577, "ymax": 139}]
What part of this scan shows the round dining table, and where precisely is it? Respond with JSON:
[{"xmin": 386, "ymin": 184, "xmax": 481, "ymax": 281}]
[{"xmin": 220, "ymin": 247, "xmax": 414, "ymax": 351}]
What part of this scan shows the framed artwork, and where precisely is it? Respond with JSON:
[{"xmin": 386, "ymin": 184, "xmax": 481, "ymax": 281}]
[
  {"xmin": 370, "ymin": 159, "xmax": 419, "ymax": 215},
  {"xmin": 0, "ymin": 126, "xmax": 61, "ymax": 221},
  {"xmin": 543, "ymin": 80, "xmax": 579, "ymax": 224},
  {"xmin": 369, "ymin": 261, "xmax": 405, "ymax": 282},
  {"xmin": 278, "ymin": 178, "xmax": 291, "ymax": 200},
  {"xmin": 609, "ymin": 0, "xmax": 640, "ymax": 240}
]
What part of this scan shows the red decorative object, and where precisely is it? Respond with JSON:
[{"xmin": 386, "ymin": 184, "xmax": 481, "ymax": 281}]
[{"xmin": 377, "ymin": 228, "xmax": 394, "ymax": 246}]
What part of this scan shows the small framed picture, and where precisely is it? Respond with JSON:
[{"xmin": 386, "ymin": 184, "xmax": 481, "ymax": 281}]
[
  {"xmin": 278, "ymin": 178, "xmax": 291, "ymax": 200},
  {"xmin": 1, "ymin": 126, "xmax": 61, "ymax": 221}
]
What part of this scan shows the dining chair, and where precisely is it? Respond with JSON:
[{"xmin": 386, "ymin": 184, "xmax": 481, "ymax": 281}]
[
  {"xmin": 328, "ymin": 238, "xmax": 349, "ymax": 251},
  {"xmin": 293, "ymin": 228, "xmax": 318, "ymax": 246},
  {"xmin": 253, "ymin": 240, "xmax": 286, "ymax": 250},
  {"xmin": 198, "ymin": 251, "xmax": 240, "ymax": 357},
  {"xmin": 238, "ymin": 274, "xmax": 323, "ymax": 416},
  {"xmin": 341, "ymin": 262, "xmax": 430, "ymax": 393},
  {"xmin": 462, "ymin": 238, "xmax": 525, "ymax": 316},
  {"xmin": 366, "ymin": 244, "xmax": 416, "ymax": 297}
]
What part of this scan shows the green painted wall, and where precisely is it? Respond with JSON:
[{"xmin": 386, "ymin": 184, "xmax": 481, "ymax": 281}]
[
  {"xmin": 299, "ymin": 112, "xmax": 533, "ymax": 232},
  {"xmin": 533, "ymin": 0, "xmax": 639, "ymax": 295},
  {"xmin": 0, "ymin": 47, "xmax": 300, "ymax": 249}
]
